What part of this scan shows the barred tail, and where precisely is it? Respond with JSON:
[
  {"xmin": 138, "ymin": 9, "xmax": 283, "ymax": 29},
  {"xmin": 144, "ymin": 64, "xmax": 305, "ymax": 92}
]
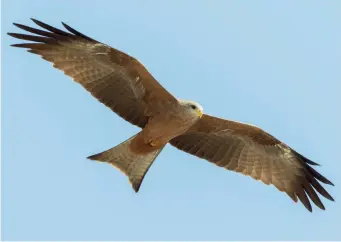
[{"xmin": 88, "ymin": 134, "xmax": 165, "ymax": 192}]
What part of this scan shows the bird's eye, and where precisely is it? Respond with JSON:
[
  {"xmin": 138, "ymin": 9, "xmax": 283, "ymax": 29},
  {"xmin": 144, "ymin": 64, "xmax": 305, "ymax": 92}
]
[{"xmin": 190, "ymin": 104, "xmax": 197, "ymax": 110}]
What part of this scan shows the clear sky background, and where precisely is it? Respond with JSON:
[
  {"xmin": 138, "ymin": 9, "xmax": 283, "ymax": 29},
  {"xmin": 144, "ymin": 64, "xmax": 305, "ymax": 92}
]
[{"xmin": 2, "ymin": 0, "xmax": 341, "ymax": 240}]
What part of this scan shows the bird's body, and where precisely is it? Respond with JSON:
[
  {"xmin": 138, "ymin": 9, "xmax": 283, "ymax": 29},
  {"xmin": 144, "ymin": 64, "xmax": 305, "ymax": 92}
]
[
  {"xmin": 8, "ymin": 19, "xmax": 334, "ymax": 212},
  {"xmin": 134, "ymin": 100, "xmax": 203, "ymax": 152}
]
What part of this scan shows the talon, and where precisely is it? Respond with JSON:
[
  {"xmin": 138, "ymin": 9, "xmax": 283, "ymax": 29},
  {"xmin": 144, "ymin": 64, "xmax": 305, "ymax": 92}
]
[{"xmin": 149, "ymin": 140, "xmax": 158, "ymax": 147}]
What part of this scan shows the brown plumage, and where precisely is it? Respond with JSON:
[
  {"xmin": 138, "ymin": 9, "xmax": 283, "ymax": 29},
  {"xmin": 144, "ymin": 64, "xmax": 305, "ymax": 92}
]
[
  {"xmin": 9, "ymin": 19, "xmax": 176, "ymax": 128},
  {"xmin": 170, "ymin": 114, "xmax": 334, "ymax": 211},
  {"xmin": 8, "ymin": 19, "xmax": 334, "ymax": 212}
]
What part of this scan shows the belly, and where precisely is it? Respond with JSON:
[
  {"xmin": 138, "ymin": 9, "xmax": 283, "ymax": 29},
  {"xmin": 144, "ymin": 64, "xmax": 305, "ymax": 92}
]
[{"xmin": 141, "ymin": 112, "xmax": 194, "ymax": 146}]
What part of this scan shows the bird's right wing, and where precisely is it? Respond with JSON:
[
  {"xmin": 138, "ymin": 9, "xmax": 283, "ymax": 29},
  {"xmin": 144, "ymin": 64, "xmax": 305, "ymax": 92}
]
[
  {"xmin": 8, "ymin": 19, "xmax": 177, "ymax": 128},
  {"xmin": 170, "ymin": 114, "xmax": 334, "ymax": 212}
]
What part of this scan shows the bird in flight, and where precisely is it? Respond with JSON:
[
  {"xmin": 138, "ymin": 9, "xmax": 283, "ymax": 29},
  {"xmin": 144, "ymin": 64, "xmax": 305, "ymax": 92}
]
[{"xmin": 8, "ymin": 19, "xmax": 334, "ymax": 212}]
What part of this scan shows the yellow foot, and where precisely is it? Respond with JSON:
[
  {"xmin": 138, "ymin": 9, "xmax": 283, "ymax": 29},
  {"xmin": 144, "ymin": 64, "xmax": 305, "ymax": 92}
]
[{"xmin": 148, "ymin": 140, "xmax": 159, "ymax": 147}]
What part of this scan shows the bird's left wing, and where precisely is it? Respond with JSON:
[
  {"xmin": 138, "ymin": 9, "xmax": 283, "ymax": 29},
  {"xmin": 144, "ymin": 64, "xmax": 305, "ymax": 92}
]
[
  {"xmin": 170, "ymin": 114, "xmax": 334, "ymax": 212},
  {"xmin": 8, "ymin": 19, "xmax": 177, "ymax": 128}
]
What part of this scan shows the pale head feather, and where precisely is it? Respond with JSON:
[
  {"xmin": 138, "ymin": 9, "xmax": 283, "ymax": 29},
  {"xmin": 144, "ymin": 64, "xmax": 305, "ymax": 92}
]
[{"xmin": 178, "ymin": 99, "xmax": 204, "ymax": 118}]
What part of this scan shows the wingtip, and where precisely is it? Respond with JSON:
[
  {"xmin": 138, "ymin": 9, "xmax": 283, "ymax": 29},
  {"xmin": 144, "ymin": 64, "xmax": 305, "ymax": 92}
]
[
  {"xmin": 322, "ymin": 190, "xmax": 335, "ymax": 202},
  {"xmin": 315, "ymin": 202, "xmax": 326, "ymax": 211},
  {"xmin": 7, "ymin": 33, "xmax": 20, "ymax": 39},
  {"xmin": 30, "ymin": 18, "xmax": 42, "ymax": 25},
  {"xmin": 306, "ymin": 159, "xmax": 320, "ymax": 166},
  {"xmin": 323, "ymin": 178, "xmax": 334, "ymax": 186},
  {"xmin": 61, "ymin": 22, "xmax": 70, "ymax": 30}
]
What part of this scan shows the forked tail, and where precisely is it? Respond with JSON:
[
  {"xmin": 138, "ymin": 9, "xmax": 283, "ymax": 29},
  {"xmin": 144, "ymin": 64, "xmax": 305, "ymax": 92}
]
[{"xmin": 87, "ymin": 134, "xmax": 165, "ymax": 192}]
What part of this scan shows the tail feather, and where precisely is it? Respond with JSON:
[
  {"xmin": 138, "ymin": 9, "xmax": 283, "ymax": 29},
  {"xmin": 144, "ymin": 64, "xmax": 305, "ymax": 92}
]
[{"xmin": 88, "ymin": 134, "xmax": 164, "ymax": 192}]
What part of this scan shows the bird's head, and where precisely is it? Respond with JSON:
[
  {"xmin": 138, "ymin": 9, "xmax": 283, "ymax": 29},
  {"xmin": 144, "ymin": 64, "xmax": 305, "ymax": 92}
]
[{"xmin": 179, "ymin": 100, "xmax": 204, "ymax": 118}]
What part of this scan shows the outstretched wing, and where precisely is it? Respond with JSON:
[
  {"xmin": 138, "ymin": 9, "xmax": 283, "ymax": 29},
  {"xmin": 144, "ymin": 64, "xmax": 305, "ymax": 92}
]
[
  {"xmin": 8, "ymin": 19, "xmax": 177, "ymax": 128},
  {"xmin": 170, "ymin": 114, "xmax": 334, "ymax": 212}
]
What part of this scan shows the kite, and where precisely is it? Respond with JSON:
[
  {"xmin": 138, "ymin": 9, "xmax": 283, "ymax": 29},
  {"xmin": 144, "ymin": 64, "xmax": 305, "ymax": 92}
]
[{"xmin": 8, "ymin": 19, "xmax": 334, "ymax": 212}]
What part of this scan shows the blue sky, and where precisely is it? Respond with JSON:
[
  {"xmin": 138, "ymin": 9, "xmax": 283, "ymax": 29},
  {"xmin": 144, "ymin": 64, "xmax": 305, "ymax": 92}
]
[{"xmin": 2, "ymin": 0, "xmax": 341, "ymax": 240}]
